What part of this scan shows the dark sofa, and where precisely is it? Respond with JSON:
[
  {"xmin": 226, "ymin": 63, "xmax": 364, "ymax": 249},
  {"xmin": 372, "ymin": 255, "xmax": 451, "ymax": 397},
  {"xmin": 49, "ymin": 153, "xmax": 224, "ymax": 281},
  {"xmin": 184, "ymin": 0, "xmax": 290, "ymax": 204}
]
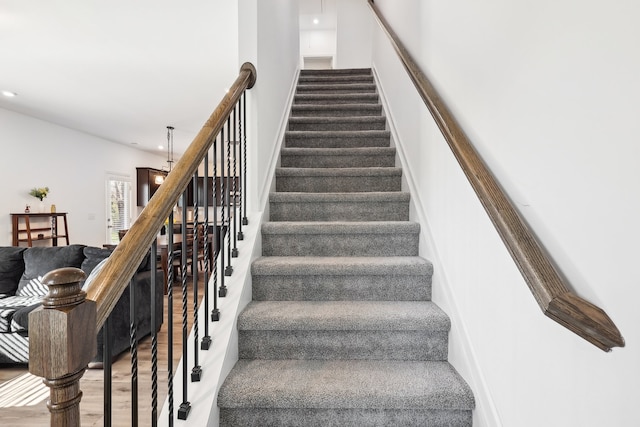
[{"xmin": 0, "ymin": 244, "xmax": 163, "ymax": 365}]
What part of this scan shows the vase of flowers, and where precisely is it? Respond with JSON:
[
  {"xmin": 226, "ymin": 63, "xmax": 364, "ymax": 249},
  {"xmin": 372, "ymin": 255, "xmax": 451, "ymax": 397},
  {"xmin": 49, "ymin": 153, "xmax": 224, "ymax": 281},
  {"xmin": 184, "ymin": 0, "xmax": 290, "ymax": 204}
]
[{"xmin": 29, "ymin": 187, "xmax": 50, "ymax": 212}]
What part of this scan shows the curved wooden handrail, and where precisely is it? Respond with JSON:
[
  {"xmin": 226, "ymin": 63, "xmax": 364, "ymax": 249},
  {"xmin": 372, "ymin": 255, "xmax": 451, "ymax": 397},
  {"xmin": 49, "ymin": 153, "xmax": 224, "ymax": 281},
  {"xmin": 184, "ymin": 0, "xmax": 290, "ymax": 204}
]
[
  {"xmin": 367, "ymin": 0, "xmax": 623, "ymax": 351},
  {"xmin": 86, "ymin": 62, "xmax": 257, "ymax": 330}
]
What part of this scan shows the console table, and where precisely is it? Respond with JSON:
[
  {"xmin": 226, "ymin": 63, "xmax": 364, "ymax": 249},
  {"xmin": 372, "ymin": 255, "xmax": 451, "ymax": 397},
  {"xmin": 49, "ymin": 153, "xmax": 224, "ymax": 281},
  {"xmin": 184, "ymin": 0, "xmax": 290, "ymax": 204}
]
[{"xmin": 11, "ymin": 212, "xmax": 70, "ymax": 247}]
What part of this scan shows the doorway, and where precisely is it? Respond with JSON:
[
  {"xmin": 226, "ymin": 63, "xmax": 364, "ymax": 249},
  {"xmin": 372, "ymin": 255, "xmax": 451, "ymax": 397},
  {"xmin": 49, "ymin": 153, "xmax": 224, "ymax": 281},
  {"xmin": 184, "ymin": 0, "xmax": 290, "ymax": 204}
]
[{"xmin": 106, "ymin": 174, "xmax": 132, "ymax": 245}]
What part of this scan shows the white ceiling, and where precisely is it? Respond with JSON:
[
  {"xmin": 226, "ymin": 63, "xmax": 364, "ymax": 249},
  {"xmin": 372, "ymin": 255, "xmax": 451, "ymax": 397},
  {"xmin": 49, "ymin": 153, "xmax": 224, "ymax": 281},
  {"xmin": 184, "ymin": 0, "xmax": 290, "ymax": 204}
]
[
  {"xmin": 0, "ymin": 1, "xmax": 237, "ymax": 156},
  {"xmin": 0, "ymin": 1, "xmax": 338, "ymax": 157},
  {"xmin": 299, "ymin": 0, "xmax": 337, "ymax": 31}
]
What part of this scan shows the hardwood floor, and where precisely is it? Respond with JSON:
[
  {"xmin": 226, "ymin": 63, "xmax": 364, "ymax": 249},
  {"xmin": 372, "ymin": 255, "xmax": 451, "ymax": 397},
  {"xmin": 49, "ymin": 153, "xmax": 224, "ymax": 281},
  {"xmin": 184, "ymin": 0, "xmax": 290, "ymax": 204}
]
[{"xmin": 0, "ymin": 274, "xmax": 209, "ymax": 426}]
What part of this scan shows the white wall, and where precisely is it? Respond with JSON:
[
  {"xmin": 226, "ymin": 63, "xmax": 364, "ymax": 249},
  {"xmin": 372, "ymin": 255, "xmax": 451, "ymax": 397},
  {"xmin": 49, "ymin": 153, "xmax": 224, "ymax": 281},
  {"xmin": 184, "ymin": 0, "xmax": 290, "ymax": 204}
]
[
  {"xmin": 239, "ymin": 0, "xmax": 300, "ymax": 211},
  {"xmin": 371, "ymin": 1, "xmax": 640, "ymax": 426},
  {"xmin": 335, "ymin": 0, "xmax": 372, "ymax": 69},
  {"xmin": 0, "ymin": 108, "xmax": 166, "ymax": 248},
  {"xmin": 300, "ymin": 29, "xmax": 336, "ymax": 60}
]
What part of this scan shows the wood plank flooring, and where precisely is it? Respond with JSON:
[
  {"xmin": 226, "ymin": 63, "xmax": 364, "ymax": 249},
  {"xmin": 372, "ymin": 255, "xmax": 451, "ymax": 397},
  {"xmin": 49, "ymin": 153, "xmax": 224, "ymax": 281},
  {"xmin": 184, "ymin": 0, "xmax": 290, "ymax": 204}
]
[{"xmin": 0, "ymin": 273, "xmax": 209, "ymax": 426}]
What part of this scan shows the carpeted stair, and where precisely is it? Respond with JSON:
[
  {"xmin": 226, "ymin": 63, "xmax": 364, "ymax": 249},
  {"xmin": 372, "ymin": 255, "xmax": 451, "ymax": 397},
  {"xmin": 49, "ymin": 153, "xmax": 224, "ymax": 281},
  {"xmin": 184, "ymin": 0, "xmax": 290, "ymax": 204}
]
[{"xmin": 218, "ymin": 68, "xmax": 475, "ymax": 426}]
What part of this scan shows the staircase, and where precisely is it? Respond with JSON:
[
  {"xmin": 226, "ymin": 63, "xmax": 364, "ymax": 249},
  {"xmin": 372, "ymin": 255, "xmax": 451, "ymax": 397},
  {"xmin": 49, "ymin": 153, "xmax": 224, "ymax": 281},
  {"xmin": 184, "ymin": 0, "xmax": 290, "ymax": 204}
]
[{"xmin": 217, "ymin": 68, "xmax": 475, "ymax": 426}]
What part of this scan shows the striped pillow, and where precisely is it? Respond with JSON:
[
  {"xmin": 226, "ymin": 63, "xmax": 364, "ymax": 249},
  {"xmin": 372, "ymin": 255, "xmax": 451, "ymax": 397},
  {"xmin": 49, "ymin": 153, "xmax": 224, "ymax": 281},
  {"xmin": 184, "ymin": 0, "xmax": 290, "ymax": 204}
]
[{"xmin": 15, "ymin": 276, "xmax": 48, "ymax": 297}]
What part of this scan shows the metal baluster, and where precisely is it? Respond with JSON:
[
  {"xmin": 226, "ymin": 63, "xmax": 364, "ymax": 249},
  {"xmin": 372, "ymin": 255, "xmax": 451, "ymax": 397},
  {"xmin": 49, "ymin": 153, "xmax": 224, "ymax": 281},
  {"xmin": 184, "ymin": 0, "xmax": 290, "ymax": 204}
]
[
  {"xmin": 178, "ymin": 191, "xmax": 191, "ymax": 420},
  {"xmin": 103, "ymin": 317, "xmax": 112, "ymax": 427},
  {"xmin": 202, "ymin": 152, "xmax": 214, "ymax": 345},
  {"xmin": 218, "ymin": 126, "xmax": 228, "ymax": 298},
  {"xmin": 232, "ymin": 105, "xmax": 239, "ymax": 258},
  {"xmin": 130, "ymin": 277, "xmax": 138, "ymax": 427},
  {"xmin": 167, "ymin": 213, "xmax": 175, "ymax": 427},
  {"xmin": 237, "ymin": 94, "xmax": 245, "ymax": 241},
  {"xmin": 212, "ymin": 135, "xmax": 222, "ymax": 316},
  {"xmin": 242, "ymin": 91, "xmax": 249, "ymax": 226},
  {"xmin": 225, "ymin": 115, "xmax": 233, "ymax": 277},
  {"xmin": 191, "ymin": 172, "xmax": 202, "ymax": 382},
  {"xmin": 150, "ymin": 242, "xmax": 159, "ymax": 427}
]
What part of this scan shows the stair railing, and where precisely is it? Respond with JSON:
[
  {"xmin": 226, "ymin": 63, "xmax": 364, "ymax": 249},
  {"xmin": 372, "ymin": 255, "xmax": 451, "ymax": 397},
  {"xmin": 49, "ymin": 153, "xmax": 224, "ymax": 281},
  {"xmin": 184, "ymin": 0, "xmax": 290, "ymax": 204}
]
[
  {"xmin": 366, "ymin": 0, "xmax": 624, "ymax": 351},
  {"xmin": 28, "ymin": 62, "xmax": 256, "ymax": 426}
]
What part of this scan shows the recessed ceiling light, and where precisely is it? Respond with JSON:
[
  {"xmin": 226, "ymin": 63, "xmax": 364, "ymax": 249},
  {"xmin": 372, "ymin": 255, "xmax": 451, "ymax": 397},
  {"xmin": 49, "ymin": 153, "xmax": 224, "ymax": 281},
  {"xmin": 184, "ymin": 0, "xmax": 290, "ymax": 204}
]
[
  {"xmin": 1, "ymin": 90, "xmax": 17, "ymax": 97},
  {"xmin": 158, "ymin": 145, "xmax": 164, "ymax": 150},
  {"xmin": 313, "ymin": 18, "xmax": 319, "ymax": 25}
]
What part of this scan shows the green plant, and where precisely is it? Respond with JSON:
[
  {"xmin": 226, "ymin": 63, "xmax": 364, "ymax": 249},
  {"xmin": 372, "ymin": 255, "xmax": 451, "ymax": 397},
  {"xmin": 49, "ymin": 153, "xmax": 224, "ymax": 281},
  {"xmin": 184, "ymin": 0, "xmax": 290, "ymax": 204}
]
[{"xmin": 29, "ymin": 186, "xmax": 50, "ymax": 201}]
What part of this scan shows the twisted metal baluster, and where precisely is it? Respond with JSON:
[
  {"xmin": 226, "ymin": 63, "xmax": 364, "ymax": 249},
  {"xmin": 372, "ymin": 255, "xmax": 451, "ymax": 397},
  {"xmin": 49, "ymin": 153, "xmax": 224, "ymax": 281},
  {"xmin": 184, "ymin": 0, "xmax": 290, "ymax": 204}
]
[
  {"xmin": 178, "ymin": 191, "xmax": 191, "ymax": 420},
  {"xmin": 237, "ymin": 94, "xmax": 245, "ymax": 241},
  {"xmin": 232, "ymin": 104, "xmax": 239, "ymax": 258},
  {"xmin": 191, "ymin": 173, "xmax": 202, "ymax": 382},
  {"xmin": 150, "ymin": 242, "xmax": 159, "ymax": 427},
  {"xmin": 242, "ymin": 91, "xmax": 249, "ymax": 226},
  {"xmin": 225, "ymin": 115, "xmax": 233, "ymax": 277},
  {"xmin": 218, "ymin": 126, "xmax": 228, "ymax": 297},
  {"xmin": 129, "ymin": 277, "xmax": 138, "ymax": 427},
  {"xmin": 202, "ymin": 152, "xmax": 213, "ymax": 346},
  {"xmin": 212, "ymin": 134, "xmax": 222, "ymax": 316},
  {"xmin": 167, "ymin": 213, "xmax": 175, "ymax": 426}
]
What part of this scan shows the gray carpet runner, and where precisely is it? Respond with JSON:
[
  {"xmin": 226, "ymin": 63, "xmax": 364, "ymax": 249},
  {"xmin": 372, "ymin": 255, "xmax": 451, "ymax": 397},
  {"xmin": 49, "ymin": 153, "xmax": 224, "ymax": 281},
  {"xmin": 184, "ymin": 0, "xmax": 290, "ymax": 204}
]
[{"xmin": 218, "ymin": 68, "xmax": 475, "ymax": 426}]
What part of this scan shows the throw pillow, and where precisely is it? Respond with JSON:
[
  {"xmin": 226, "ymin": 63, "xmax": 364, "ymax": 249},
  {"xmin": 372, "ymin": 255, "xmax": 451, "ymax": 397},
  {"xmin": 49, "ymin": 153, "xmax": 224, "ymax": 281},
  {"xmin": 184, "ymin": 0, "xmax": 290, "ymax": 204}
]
[
  {"xmin": 17, "ymin": 244, "xmax": 86, "ymax": 295},
  {"xmin": 81, "ymin": 246, "xmax": 113, "ymax": 277},
  {"xmin": 82, "ymin": 257, "xmax": 109, "ymax": 291},
  {"xmin": 16, "ymin": 276, "xmax": 48, "ymax": 297},
  {"xmin": 0, "ymin": 247, "xmax": 27, "ymax": 295}
]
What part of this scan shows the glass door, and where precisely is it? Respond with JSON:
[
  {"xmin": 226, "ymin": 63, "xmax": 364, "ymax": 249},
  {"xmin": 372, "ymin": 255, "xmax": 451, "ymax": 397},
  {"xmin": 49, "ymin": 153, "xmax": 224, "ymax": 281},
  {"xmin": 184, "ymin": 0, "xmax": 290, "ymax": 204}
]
[{"xmin": 106, "ymin": 174, "xmax": 132, "ymax": 245}]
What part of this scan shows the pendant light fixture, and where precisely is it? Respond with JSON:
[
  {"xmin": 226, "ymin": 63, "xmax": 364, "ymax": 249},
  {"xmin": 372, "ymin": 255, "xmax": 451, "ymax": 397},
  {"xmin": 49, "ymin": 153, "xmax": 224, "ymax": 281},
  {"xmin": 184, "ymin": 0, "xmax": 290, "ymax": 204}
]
[{"xmin": 166, "ymin": 125, "xmax": 175, "ymax": 172}]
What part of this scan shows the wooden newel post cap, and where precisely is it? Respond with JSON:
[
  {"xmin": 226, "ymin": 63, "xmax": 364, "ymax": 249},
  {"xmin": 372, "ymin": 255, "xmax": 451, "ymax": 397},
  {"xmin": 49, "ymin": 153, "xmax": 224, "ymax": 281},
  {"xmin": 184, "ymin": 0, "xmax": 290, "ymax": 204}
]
[{"xmin": 29, "ymin": 267, "xmax": 97, "ymax": 380}]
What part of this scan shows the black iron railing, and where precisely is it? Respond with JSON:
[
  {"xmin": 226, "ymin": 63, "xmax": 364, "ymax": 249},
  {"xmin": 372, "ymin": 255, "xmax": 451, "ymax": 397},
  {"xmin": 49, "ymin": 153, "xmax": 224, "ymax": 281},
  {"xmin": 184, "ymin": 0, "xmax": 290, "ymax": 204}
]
[{"xmin": 28, "ymin": 63, "xmax": 256, "ymax": 426}]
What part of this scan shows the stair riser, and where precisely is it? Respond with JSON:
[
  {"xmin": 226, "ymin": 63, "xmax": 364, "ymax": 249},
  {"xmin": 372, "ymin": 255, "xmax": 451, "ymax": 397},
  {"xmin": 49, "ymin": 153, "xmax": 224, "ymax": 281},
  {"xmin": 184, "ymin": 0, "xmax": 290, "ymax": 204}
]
[
  {"xmin": 262, "ymin": 232, "xmax": 419, "ymax": 257},
  {"xmin": 281, "ymin": 153, "xmax": 395, "ymax": 168},
  {"xmin": 269, "ymin": 200, "xmax": 409, "ymax": 221},
  {"xmin": 252, "ymin": 274, "xmax": 430, "ymax": 301},
  {"xmin": 220, "ymin": 408, "xmax": 472, "ymax": 427},
  {"xmin": 291, "ymin": 106, "xmax": 382, "ymax": 117},
  {"xmin": 294, "ymin": 95, "xmax": 379, "ymax": 105},
  {"xmin": 288, "ymin": 119, "xmax": 386, "ymax": 132},
  {"xmin": 239, "ymin": 330, "xmax": 448, "ymax": 361},
  {"xmin": 276, "ymin": 175, "xmax": 401, "ymax": 193}
]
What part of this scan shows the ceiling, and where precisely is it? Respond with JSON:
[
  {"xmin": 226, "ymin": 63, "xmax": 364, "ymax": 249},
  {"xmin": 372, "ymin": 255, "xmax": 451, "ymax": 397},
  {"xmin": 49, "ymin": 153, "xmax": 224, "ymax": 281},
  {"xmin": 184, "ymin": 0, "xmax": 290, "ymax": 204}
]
[
  {"xmin": 0, "ymin": 1, "xmax": 237, "ymax": 156},
  {"xmin": 0, "ymin": 1, "xmax": 337, "ymax": 157},
  {"xmin": 299, "ymin": 0, "xmax": 337, "ymax": 31}
]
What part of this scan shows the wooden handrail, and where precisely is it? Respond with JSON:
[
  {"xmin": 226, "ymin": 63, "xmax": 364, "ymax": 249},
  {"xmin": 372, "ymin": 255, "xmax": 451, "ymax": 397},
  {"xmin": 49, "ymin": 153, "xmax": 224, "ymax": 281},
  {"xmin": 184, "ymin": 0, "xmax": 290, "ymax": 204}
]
[
  {"xmin": 86, "ymin": 62, "xmax": 256, "ymax": 330},
  {"xmin": 367, "ymin": 0, "xmax": 624, "ymax": 351}
]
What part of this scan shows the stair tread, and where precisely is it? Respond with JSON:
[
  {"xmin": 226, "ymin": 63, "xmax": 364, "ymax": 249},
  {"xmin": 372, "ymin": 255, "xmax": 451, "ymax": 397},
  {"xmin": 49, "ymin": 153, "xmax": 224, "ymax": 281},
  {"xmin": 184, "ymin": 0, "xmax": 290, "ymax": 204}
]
[
  {"xmin": 289, "ymin": 116, "xmax": 385, "ymax": 123},
  {"xmin": 276, "ymin": 167, "xmax": 401, "ymax": 176},
  {"xmin": 262, "ymin": 221, "xmax": 419, "ymax": 234},
  {"xmin": 252, "ymin": 255, "xmax": 431, "ymax": 275},
  {"xmin": 286, "ymin": 130, "xmax": 390, "ymax": 138},
  {"xmin": 291, "ymin": 103, "xmax": 382, "ymax": 110},
  {"xmin": 300, "ymin": 68, "xmax": 372, "ymax": 75},
  {"xmin": 239, "ymin": 300, "xmax": 449, "ymax": 331},
  {"xmin": 295, "ymin": 93, "xmax": 379, "ymax": 102},
  {"xmin": 218, "ymin": 359, "xmax": 475, "ymax": 410},
  {"xmin": 296, "ymin": 83, "xmax": 377, "ymax": 91},
  {"xmin": 281, "ymin": 146, "xmax": 395, "ymax": 155},
  {"xmin": 269, "ymin": 191, "xmax": 409, "ymax": 202}
]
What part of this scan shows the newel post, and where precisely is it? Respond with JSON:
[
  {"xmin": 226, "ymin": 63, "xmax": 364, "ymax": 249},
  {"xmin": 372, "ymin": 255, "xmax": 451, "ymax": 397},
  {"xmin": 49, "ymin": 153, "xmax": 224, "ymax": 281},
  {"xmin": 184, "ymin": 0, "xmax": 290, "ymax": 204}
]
[{"xmin": 29, "ymin": 267, "xmax": 97, "ymax": 427}]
